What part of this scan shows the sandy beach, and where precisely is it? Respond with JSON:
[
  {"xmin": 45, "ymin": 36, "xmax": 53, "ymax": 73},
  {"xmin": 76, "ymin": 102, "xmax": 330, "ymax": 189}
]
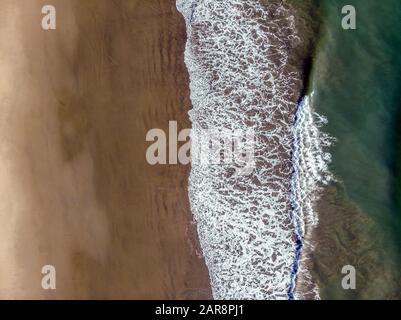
[{"xmin": 0, "ymin": 0, "xmax": 211, "ymax": 299}]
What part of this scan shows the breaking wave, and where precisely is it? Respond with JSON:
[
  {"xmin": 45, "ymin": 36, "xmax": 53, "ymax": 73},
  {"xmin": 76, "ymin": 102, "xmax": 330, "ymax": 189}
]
[
  {"xmin": 176, "ymin": 0, "xmax": 332, "ymax": 299},
  {"xmin": 289, "ymin": 93, "xmax": 333, "ymax": 299}
]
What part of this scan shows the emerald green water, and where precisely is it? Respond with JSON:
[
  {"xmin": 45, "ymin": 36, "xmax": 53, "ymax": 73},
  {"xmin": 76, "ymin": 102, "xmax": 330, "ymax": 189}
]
[{"xmin": 311, "ymin": 0, "xmax": 401, "ymax": 298}]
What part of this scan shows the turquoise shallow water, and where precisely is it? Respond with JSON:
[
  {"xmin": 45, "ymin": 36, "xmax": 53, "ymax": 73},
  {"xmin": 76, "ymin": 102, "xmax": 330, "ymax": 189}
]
[{"xmin": 310, "ymin": 0, "xmax": 401, "ymax": 297}]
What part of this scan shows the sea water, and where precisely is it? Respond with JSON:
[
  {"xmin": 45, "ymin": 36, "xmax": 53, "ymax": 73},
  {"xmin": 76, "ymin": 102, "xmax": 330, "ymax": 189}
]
[{"xmin": 311, "ymin": 0, "xmax": 401, "ymax": 298}]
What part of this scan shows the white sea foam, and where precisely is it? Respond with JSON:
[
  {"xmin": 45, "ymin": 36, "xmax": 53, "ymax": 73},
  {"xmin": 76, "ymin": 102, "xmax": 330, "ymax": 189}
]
[
  {"xmin": 176, "ymin": 0, "xmax": 332, "ymax": 299},
  {"xmin": 289, "ymin": 92, "xmax": 333, "ymax": 299}
]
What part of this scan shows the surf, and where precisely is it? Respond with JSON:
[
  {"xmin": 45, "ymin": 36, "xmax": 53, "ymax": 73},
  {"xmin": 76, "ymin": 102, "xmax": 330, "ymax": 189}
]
[
  {"xmin": 288, "ymin": 92, "xmax": 333, "ymax": 299},
  {"xmin": 177, "ymin": 0, "xmax": 332, "ymax": 299}
]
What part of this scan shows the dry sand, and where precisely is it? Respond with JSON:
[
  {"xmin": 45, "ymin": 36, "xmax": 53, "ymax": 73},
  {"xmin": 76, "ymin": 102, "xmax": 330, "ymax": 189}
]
[{"xmin": 0, "ymin": 0, "xmax": 211, "ymax": 299}]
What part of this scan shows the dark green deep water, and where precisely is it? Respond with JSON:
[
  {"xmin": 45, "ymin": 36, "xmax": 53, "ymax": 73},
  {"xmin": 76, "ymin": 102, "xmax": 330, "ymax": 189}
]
[{"xmin": 309, "ymin": 0, "xmax": 401, "ymax": 298}]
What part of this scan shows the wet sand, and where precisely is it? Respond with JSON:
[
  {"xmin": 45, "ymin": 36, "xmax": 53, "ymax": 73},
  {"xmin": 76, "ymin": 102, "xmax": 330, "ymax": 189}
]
[{"xmin": 0, "ymin": 0, "xmax": 211, "ymax": 299}]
